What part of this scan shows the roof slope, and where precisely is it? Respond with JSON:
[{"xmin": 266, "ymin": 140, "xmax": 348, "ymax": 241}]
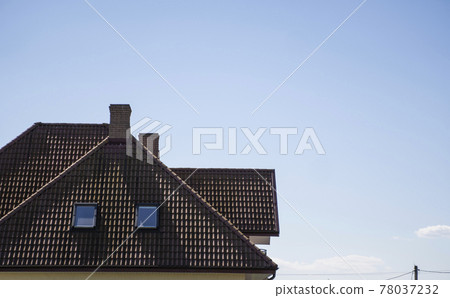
[
  {"xmin": 0, "ymin": 123, "xmax": 108, "ymax": 218},
  {"xmin": 0, "ymin": 139, "xmax": 277, "ymax": 272},
  {"xmin": 0, "ymin": 123, "xmax": 279, "ymax": 237},
  {"xmin": 172, "ymin": 168, "xmax": 279, "ymax": 236}
]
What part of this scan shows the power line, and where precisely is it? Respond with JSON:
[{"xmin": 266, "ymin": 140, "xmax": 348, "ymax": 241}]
[
  {"xmin": 386, "ymin": 266, "xmax": 450, "ymax": 280},
  {"xmin": 387, "ymin": 271, "xmax": 413, "ymax": 280},
  {"xmin": 278, "ymin": 272, "xmax": 407, "ymax": 276},
  {"xmin": 277, "ymin": 266, "xmax": 450, "ymax": 278},
  {"xmin": 421, "ymin": 270, "xmax": 450, "ymax": 274}
]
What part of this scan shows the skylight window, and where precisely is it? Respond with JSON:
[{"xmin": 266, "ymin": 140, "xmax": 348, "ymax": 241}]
[
  {"xmin": 136, "ymin": 205, "xmax": 159, "ymax": 228},
  {"xmin": 72, "ymin": 203, "xmax": 97, "ymax": 228}
]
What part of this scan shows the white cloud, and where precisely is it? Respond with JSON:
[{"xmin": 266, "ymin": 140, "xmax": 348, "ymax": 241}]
[
  {"xmin": 415, "ymin": 225, "xmax": 450, "ymax": 239},
  {"xmin": 273, "ymin": 255, "xmax": 386, "ymax": 274}
]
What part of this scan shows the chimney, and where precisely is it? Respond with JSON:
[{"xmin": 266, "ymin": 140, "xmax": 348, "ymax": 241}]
[
  {"xmin": 139, "ymin": 133, "xmax": 160, "ymax": 158},
  {"xmin": 109, "ymin": 104, "xmax": 132, "ymax": 140}
]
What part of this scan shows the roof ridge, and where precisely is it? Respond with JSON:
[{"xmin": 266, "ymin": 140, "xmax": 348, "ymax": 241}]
[
  {"xmin": 36, "ymin": 122, "xmax": 109, "ymax": 126},
  {"xmin": 0, "ymin": 137, "xmax": 110, "ymax": 225},
  {"xmin": 171, "ymin": 167, "xmax": 275, "ymax": 171},
  {"xmin": 140, "ymin": 142, "xmax": 277, "ymax": 269},
  {"xmin": 0, "ymin": 123, "xmax": 38, "ymax": 156}
]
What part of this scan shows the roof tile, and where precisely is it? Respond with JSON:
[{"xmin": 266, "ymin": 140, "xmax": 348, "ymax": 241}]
[
  {"xmin": 0, "ymin": 123, "xmax": 108, "ymax": 218},
  {"xmin": 0, "ymin": 140, "xmax": 277, "ymax": 271},
  {"xmin": 172, "ymin": 168, "xmax": 279, "ymax": 236}
]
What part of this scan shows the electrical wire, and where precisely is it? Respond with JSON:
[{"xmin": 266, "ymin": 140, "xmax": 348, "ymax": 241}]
[
  {"xmin": 277, "ymin": 268, "xmax": 450, "ymax": 278},
  {"xmin": 420, "ymin": 270, "xmax": 450, "ymax": 274},
  {"xmin": 386, "ymin": 271, "xmax": 413, "ymax": 280},
  {"xmin": 277, "ymin": 272, "xmax": 406, "ymax": 276}
]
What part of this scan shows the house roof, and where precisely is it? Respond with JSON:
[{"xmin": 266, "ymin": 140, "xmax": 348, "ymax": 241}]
[
  {"xmin": 172, "ymin": 168, "xmax": 279, "ymax": 236},
  {"xmin": 0, "ymin": 123, "xmax": 278, "ymax": 273},
  {"xmin": 0, "ymin": 123, "xmax": 108, "ymax": 219},
  {"xmin": 0, "ymin": 123, "xmax": 279, "ymax": 236}
]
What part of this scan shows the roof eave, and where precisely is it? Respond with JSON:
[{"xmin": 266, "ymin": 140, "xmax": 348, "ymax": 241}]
[{"xmin": 0, "ymin": 266, "xmax": 278, "ymax": 274}]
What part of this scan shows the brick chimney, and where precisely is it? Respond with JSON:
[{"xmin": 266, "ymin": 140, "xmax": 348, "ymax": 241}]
[
  {"xmin": 109, "ymin": 104, "xmax": 132, "ymax": 140},
  {"xmin": 139, "ymin": 133, "xmax": 160, "ymax": 158}
]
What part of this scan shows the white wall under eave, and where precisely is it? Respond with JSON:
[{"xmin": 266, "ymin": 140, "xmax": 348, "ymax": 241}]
[{"xmin": 249, "ymin": 235, "xmax": 271, "ymax": 245}]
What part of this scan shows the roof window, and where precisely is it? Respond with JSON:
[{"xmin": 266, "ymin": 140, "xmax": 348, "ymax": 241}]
[
  {"xmin": 72, "ymin": 203, "xmax": 97, "ymax": 228},
  {"xmin": 136, "ymin": 205, "xmax": 159, "ymax": 228}
]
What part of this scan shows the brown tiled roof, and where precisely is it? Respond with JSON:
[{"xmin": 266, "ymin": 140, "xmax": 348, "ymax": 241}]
[
  {"xmin": 0, "ymin": 123, "xmax": 279, "ymax": 237},
  {"xmin": 0, "ymin": 123, "xmax": 108, "ymax": 219},
  {"xmin": 172, "ymin": 168, "xmax": 279, "ymax": 236},
  {"xmin": 0, "ymin": 138, "xmax": 277, "ymax": 272}
]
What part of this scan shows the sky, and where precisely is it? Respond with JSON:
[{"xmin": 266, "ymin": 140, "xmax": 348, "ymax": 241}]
[{"xmin": 1, "ymin": 0, "xmax": 450, "ymax": 280}]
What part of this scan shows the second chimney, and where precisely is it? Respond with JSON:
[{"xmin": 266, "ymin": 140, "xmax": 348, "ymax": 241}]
[
  {"xmin": 139, "ymin": 133, "xmax": 160, "ymax": 158},
  {"xmin": 109, "ymin": 104, "xmax": 132, "ymax": 140}
]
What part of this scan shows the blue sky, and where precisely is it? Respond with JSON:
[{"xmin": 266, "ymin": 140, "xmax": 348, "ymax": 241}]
[{"xmin": 1, "ymin": 0, "xmax": 450, "ymax": 279}]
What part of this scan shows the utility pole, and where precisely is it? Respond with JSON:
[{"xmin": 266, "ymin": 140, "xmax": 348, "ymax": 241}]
[{"xmin": 414, "ymin": 265, "xmax": 419, "ymax": 280}]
